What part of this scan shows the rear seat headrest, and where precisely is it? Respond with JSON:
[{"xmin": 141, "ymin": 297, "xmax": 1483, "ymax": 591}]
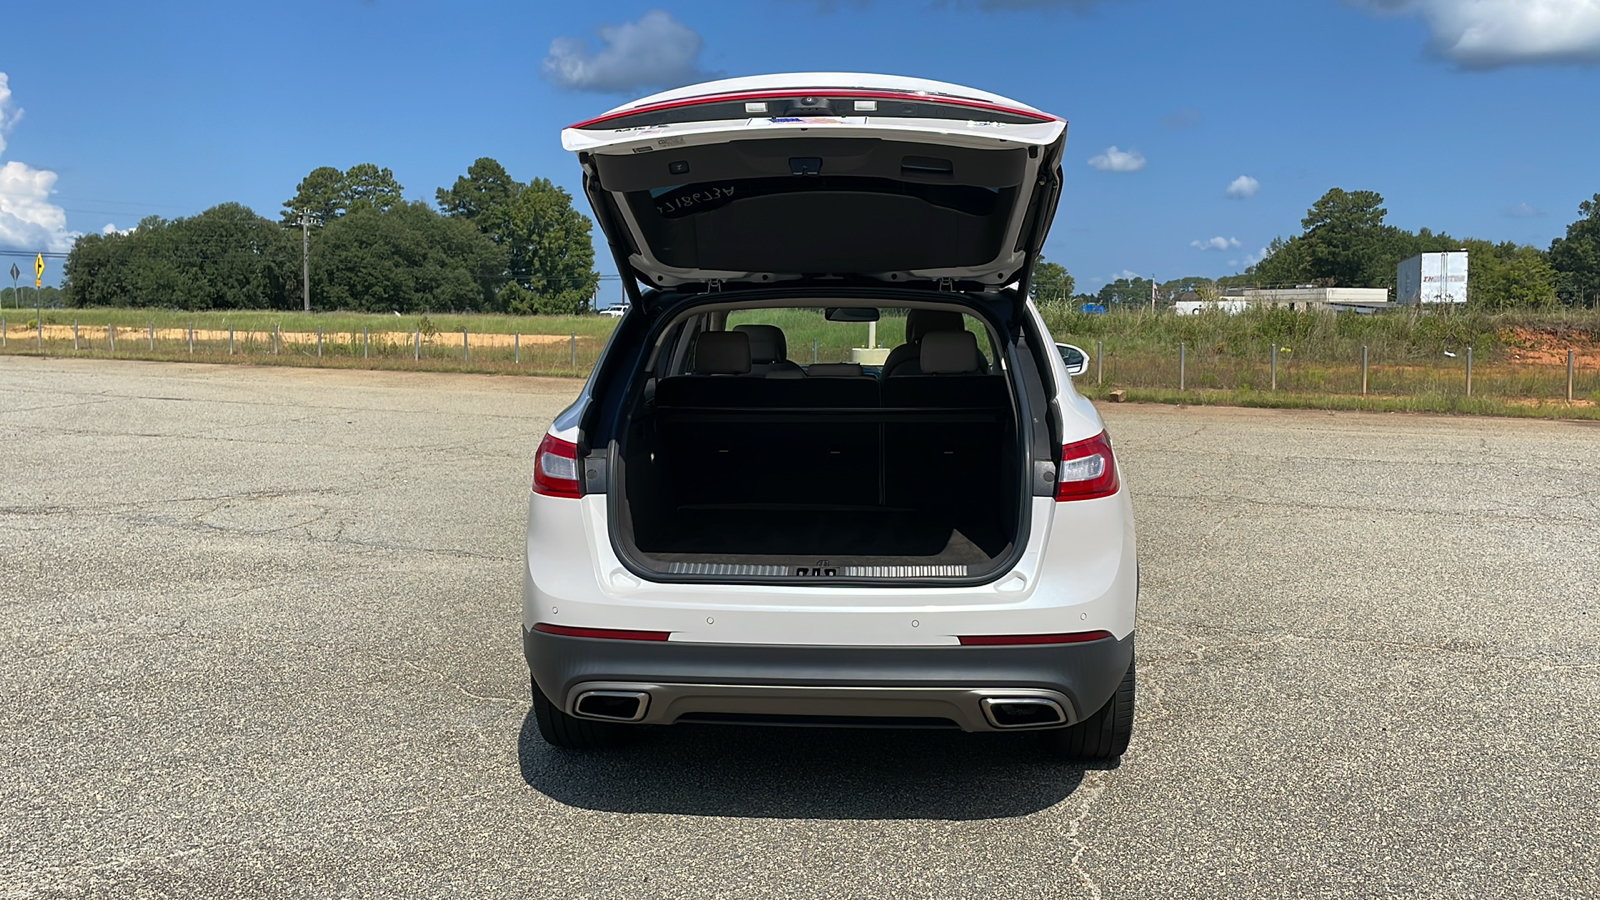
[
  {"xmin": 807, "ymin": 362, "xmax": 865, "ymax": 378},
  {"xmin": 693, "ymin": 331, "xmax": 752, "ymax": 374},
  {"xmin": 732, "ymin": 324, "xmax": 788, "ymax": 364},
  {"xmin": 904, "ymin": 309, "xmax": 965, "ymax": 344},
  {"xmin": 918, "ymin": 330, "xmax": 981, "ymax": 374}
]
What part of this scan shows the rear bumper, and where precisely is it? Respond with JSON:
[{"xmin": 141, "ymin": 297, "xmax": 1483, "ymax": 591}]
[{"xmin": 523, "ymin": 627, "xmax": 1134, "ymax": 732}]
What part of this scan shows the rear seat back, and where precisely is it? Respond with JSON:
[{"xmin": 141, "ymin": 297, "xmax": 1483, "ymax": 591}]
[
  {"xmin": 733, "ymin": 324, "xmax": 805, "ymax": 378},
  {"xmin": 881, "ymin": 332, "xmax": 1007, "ymax": 410},
  {"xmin": 654, "ymin": 328, "xmax": 1008, "ymax": 511},
  {"xmin": 806, "ymin": 362, "xmax": 869, "ymax": 378},
  {"xmin": 693, "ymin": 331, "xmax": 751, "ymax": 374}
]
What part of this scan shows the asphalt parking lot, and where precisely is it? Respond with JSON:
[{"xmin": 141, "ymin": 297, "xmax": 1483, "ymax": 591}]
[{"xmin": 3, "ymin": 357, "xmax": 1597, "ymax": 899}]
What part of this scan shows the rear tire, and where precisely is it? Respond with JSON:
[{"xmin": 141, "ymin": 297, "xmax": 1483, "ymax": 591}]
[
  {"xmin": 530, "ymin": 677, "xmax": 632, "ymax": 750},
  {"xmin": 1044, "ymin": 655, "xmax": 1135, "ymax": 761}
]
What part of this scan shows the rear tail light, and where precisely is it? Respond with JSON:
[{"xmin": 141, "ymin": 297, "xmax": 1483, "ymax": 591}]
[
  {"xmin": 1056, "ymin": 431, "xmax": 1119, "ymax": 502},
  {"xmin": 958, "ymin": 630, "xmax": 1111, "ymax": 646},
  {"xmin": 533, "ymin": 433, "xmax": 582, "ymax": 498}
]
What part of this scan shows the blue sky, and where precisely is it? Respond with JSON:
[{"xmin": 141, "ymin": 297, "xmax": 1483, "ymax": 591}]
[{"xmin": 3, "ymin": 0, "xmax": 1599, "ymax": 299}]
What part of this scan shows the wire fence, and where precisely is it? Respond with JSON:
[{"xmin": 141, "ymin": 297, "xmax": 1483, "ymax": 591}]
[
  {"xmin": 0, "ymin": 317, "xmax": 607, "ymax": 374},
  {"xmin": 1081, "ymin": 339, "xmax": 1600, "ymax": 408},
  {"xmin": 3, "ymin": 316, "xmax": 1597, "ymax": 413}
]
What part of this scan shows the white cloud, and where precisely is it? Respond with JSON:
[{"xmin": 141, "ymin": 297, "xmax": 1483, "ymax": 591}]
[
  {"xmin": 1192, "ymin": 236, "xmax": 1242, "ymax": 251},
  {"xmin": 1244, "ymin": 246, "xmax": 1272, "ymax": 266},
  {"xmin": 0, "ymin": 73, "xmax": 23, "ymax": 154},
  {"xmin": 1088, "ymin": 146, "xmax": 1147, "ymax": 173},
  {"xmin": 1226, "ymin": 175, "xmax": 1261, "ymax": 199},
  {"xmin": 543, "ymin": 10, "xmax": 713, "ymax": 93},
  {"xmin": 1355, "ymin": 0, "xmax": 1600, "ymax": 68},
  {"xmin": 0, "ymin": 73, "xmax": 76, "ymax": 253},
  {"xmin": 1504, "ymin": 201, "xmax": 1545, "ymax": 218},
  {"xmin": 1113, "ymin": 269, "xmax": 1142, "ymax": 281},
  {"xmin": 101, "ymin": 222, "xmax": 136, "ymax": 236}
]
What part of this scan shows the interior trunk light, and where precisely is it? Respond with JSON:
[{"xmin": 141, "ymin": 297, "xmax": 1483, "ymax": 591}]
[
  {"xmin": 533, "ymin": 433, "xmax": 582, "ymax": 498},
  {"xmin": 1056, "ymin": 431, "xmax": 1119, "ymax": 502}
]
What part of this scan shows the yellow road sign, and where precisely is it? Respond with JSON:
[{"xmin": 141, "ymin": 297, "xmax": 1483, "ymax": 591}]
[{"xmin": 35, "ymin": 253, "xmax": 44, "ymax": 287}]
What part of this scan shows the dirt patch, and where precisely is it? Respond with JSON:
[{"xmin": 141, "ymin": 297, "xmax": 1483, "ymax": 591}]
[
  {"xmin": 1504, "ymin": 397, "xmax": 1596, "ymax": 408},
  {"xmin": 1502, "ymin": 326, "xmax": 1600, "ymax": 367}
]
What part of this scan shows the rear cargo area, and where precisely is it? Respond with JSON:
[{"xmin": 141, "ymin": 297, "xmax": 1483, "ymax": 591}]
[{"xmin": 615, "ymin": 371, "xmax": 1023, "ymax": 577}]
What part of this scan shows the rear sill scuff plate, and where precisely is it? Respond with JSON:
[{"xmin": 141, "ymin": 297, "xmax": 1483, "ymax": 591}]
[{"xmin": 662, "ymin": 562, "xmax": 969, "ymax": 578}]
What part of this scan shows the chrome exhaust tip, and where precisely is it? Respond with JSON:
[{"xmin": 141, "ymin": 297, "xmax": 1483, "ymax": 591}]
[
  {"xmin": 980, "ymin": 696, "xmax": 1068, "ymax": 729},
  {"xmin": 574, "ymin": 690, "xmax": 650, "ymax": 722}
]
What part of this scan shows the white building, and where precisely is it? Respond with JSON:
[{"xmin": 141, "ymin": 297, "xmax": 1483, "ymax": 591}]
[
  {"xmin": 1205, "ymin": 286, "xmax": 1391, "ymax": 313},
  {"xmin": 1397, "ymin": 251, "xmax": 1469, "ymax": 305}
]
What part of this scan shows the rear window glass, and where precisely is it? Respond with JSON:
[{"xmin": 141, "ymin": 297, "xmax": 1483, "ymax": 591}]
[{"xmin": 663, "ymin": 307, "xmax": 995, "ymax": 374}]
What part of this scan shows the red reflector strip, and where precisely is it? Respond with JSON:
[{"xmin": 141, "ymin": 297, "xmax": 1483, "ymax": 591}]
[
  {"xmin": 533, "ymin": 623, "xmax": 671, "ymax": 642},
  {"xmin": 571, "ymin": 89, "xmax": 1061, "ymax": 129},
  {"xmin": 957, "ymin": 630, "xmax": 1112, "ymax": 646}
]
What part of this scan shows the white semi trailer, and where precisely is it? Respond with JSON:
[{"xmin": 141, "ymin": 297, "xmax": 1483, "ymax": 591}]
[{"xmin": 1397, "ymin": 251, "xmax": 1468, "ymax": 305}]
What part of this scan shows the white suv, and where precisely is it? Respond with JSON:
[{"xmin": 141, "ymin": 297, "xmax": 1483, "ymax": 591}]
[{"xmin": 524, "ymin": 73, "xmax": 1136, "ymax": 759}]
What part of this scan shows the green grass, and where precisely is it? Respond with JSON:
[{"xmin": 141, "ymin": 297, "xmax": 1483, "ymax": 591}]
[
  {"xmin": 4, "ymin": 304, "xmax": 1597, "ymax": 419},
  {"xmin": 0, "ymin": 307, "xmax": 621, "ymax": 339},
  {"xmin": 1081, "ymin": 385, "xmax": 1600, "ymax": 421},
  {"xmin": 1041, "ymin": 303, "xmax": 1600, "ymax": 363}
]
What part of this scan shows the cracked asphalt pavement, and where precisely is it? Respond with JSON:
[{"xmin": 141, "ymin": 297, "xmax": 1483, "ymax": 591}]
[{"xmin": 3, "ymin": 357, "xmax": 1597, "ymax": 899}]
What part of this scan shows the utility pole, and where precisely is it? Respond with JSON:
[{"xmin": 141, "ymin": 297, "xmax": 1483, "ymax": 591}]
[{"xmin": 300, "ymin": 209, "xmax": 312, "ymax": 312}]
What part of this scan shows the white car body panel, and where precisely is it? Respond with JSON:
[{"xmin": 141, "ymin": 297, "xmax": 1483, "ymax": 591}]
[{"xmin": 525, "ymin": 490, "xmax": 1136, "ymax": 646}]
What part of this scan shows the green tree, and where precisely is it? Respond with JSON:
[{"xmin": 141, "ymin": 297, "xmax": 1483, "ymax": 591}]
[
  {"xmin": 1253, "ymin": 189, "xmax": 1464, "ymax": 291},
  {"xmin": 63, "ymin": 205, "xmax": 296, "ymax": 309},
  {"xmin": 1464, "ymin": 240, "xmax": 1557, "ymax": 310},
  {"xmin": 437, "ymin": 157, "xmax": 520, "ymax": 223},
  {"xmin": 311, "ymin": 202, "xmax": 506, "ymax": 313},
  {"xmin": 282, "ymin": 166, "xmax": 346, "ymax": 226},
  {"xmin": 282, "ymin": 163, "xmax": 405, "ymax": 226},
  {"xmin": 1549, "ymin": 194, "xmax": 1600, "ymax": 307},
  {"xmin": 342, "ymin": 163, "xmax": 404, "ymax": 214},
  {"xmin": 1031, "ymin": 258, "xmax": 1076, "ymax": 307},
  {"xmin": 501, "ymin": 179, "xmax": 600, "ymax": 313},
  {"xmin": 1298, "ymin": 188, "xmax": 1390, "ymax": 287},
  {"xmin": 1097, "ymin": 276, "xmax": 1154, "ymax": 307},
  {"xmin": 438, "ymin": 160, "xmax": 600, "ymax": 314}
]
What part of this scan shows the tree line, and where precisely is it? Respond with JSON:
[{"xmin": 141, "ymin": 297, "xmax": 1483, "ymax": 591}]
[
  {"xmin": 61, "ymin": 159, "xmax": 601, "ymax": 314},
  {"xmin": 1042, "ymin": 188, "xmax": 1600, "ymax": 311},
  {"xmin": 1240, "ymin": 188, "xmax": 1600, "ymax": 309}
]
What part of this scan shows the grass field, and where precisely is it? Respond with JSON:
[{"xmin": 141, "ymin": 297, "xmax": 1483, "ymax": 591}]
[
  {"xmin": 3, "ymin": 304, "xmax": 1598, "ymax": 419},
  {"xmin": 0, "ymin": 307, "xmax": 619, "ymax": 339}
]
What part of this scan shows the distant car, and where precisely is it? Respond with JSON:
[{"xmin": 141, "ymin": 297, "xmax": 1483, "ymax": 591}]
[
  {"xmin": 522, "ymin": 72, "xmax": 1137, "ymax": 761},
  {"xmin": 601, "ymin": 305, "xmax": 629, "ymax": 318}
]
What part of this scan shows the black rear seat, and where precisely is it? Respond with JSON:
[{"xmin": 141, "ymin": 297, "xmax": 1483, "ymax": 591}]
[
  {"xmin": 880, "ymin": 330, "xmax": 1007, "ymax": 411},
  {"xmin": 653, "ymin": 330, "xmax": 1009, "ymax": 509}
]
